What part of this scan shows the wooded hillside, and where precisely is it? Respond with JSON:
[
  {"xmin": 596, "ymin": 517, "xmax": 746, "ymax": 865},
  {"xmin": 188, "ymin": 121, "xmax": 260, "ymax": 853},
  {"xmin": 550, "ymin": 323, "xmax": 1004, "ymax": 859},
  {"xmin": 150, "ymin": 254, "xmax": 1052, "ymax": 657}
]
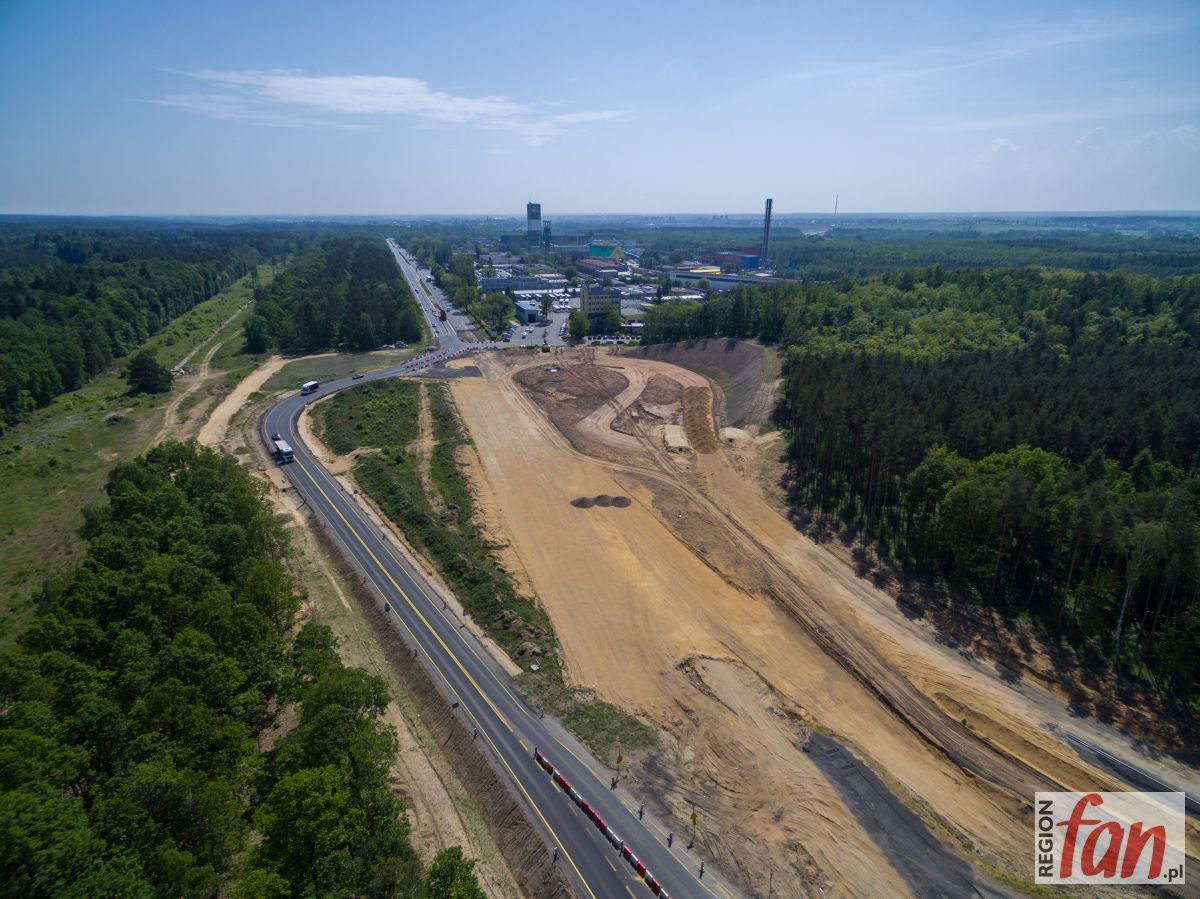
[
  {"xmin": 642, "ymin": 267, "xmax": 1200, "ymax": 704},
  {"xmin": 0, "ymin": 226, "xmax": 301, "ymax": 432}
]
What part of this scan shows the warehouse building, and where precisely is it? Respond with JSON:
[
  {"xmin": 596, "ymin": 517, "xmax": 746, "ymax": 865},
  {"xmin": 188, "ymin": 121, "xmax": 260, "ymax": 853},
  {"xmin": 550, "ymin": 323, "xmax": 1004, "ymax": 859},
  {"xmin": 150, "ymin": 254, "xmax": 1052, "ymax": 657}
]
[{"xmin": 515, "ymin": 300, "xmax": 542, "ymax": 324}]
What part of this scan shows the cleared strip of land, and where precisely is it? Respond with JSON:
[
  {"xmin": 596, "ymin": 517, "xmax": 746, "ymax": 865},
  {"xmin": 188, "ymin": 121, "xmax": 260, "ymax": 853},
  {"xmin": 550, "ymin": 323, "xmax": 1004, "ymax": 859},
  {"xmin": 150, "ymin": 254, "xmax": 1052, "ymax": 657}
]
[{"xmin": 446, "ymin": 345, "xmax": 1200, "ymax": 897}]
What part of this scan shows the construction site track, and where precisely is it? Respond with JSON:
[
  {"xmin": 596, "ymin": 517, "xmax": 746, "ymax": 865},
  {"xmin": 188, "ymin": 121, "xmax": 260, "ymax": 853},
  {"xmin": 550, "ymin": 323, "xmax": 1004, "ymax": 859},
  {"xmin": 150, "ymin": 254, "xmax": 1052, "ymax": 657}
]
[{"xmin": 509, "ymin": 351, "xmax": 1056, "ymax": 806}]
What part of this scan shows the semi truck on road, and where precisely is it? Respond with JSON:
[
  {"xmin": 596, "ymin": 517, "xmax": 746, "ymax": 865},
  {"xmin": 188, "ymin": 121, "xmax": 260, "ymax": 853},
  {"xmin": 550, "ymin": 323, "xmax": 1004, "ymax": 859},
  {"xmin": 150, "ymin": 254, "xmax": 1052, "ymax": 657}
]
[{"xmin": 271, "ymin": 438, "xmax": 294, "ymax": 464}]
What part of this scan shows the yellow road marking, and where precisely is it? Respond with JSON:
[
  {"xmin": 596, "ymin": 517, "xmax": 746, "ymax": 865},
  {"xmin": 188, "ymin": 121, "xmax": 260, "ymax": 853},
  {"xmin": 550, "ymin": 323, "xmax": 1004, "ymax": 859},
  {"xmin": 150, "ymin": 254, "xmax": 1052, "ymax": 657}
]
[
  {"xmin": 607, "ymin": 859, "xmax": 617, "ymax": 873},
  {"xmin": 519, "ymin": 739, "xmax": 528, "ymax": 751},
  {"xmin": 294, "ymin": 459, "xmax": 601, "ymax": 899},
  {"xmin": 625, "ymin": 886, "xmax": 635, "ymax": 898},
  {"xmin": 297, "ymin": 459, "xmax": 511, "ymax": 731},
  {"xmin": 309, "ymin": 431, "xmax": 530, "ymax": 711}
]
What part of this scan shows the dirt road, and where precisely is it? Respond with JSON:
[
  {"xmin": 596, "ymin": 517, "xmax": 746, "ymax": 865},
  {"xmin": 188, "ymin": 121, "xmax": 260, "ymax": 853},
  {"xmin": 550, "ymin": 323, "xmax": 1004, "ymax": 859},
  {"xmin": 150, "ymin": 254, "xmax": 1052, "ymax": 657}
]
[
  {"xmin": 155, "ymin": 326, "xmax": 239, "ymax": 446},
  {"xmin": 197, "ymin": 354, "xmax": 302, "ymax": 448}
]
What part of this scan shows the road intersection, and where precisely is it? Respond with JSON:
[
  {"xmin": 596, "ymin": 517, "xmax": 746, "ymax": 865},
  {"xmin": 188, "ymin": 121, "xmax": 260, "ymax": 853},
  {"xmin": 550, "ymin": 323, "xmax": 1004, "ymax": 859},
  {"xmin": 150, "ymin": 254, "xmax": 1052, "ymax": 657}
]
[{"xmin": 259, "ymin": 240, "xmax": 742, "ymax": 899}]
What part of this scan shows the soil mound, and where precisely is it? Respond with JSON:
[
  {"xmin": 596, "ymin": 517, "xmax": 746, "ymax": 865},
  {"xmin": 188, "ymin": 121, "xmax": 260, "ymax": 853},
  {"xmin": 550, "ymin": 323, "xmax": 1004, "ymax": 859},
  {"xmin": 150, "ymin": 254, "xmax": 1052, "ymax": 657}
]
[
  {"xmin": 625, "ymin": 338, "xmax": 773, "ymax": 428},
  {"xmin": 570, "ymin": 494, "xmax": 631, "ymax": 509},
  {"xmin": 683, "ymin": 386, "xmax": 719, "ymax": 454}
]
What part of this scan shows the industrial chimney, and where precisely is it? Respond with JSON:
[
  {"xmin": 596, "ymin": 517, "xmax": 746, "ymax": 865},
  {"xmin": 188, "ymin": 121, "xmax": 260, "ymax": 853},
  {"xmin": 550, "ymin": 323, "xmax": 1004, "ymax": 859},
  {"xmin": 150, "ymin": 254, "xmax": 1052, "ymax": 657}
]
[{"xmin": 761, "ymin": 198, "xmax": 773, "ymax": 264}]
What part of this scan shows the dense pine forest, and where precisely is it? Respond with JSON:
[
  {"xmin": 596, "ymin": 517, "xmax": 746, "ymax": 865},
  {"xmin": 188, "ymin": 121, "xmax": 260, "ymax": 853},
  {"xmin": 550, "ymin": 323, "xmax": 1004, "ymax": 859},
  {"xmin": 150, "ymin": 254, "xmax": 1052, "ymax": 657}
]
[
  {"xmin": 632, "ymin": 226, "xmax": 1200, "ymax": 280},
  {"xmin": 0, "ymin": 225, "xmax": 303, "ymax": 433},
  {"xmin": 0, "ymin": 442, "xmax": 485, "ymax": 897},
  {"xmin": 245, "ymin": 238, "xmax": 425, "ymax": 354},
  {"xmin": 765, "ymin": 227, "xmax": 1200, "ymax": 280},
  {"xmin": 642, "ymin": 267, "xmax": 1200, "ymax": 704}
]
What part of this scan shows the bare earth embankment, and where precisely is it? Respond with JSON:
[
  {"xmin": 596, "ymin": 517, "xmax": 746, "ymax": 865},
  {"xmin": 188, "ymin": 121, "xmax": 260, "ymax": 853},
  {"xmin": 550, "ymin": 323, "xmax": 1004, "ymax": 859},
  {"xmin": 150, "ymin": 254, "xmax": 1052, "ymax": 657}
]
[{"xmin": 450, "ymin": 347, "xmax": 1200, "ymax": 898}]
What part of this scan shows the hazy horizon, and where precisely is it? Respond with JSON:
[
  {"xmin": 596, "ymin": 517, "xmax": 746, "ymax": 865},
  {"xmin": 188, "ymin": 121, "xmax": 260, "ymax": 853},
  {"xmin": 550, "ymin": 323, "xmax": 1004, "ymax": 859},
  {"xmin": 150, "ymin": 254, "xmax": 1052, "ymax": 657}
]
[
  {"xmin": 3, "ymin": 210, "xmax": 1199, "ymax": 220},
  {"xmin": 2, "ymin": 0, "xmax": 1197, "ymax": 215}
]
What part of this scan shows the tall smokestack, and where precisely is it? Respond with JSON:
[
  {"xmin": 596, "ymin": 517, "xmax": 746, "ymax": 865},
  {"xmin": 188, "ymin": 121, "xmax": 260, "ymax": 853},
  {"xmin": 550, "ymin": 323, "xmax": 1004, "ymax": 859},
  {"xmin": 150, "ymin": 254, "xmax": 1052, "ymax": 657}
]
[{"xmin": 761, "ymin": 198, "xmax": 773, "ymax": 264}]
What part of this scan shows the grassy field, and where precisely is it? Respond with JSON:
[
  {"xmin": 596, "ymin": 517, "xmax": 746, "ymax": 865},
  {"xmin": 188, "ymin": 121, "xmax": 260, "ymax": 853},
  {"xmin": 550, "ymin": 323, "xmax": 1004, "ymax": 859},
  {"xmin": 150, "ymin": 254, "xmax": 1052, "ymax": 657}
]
[
  {"xmin": 145, "ymin": 264, "xmax": 269, "ymax": 368},
  {"xmin": 262, "ymin": 348, "xmax": 420, "ymax": 394},
  {"xmin": 0, "ymin": 265, "xmax": 272, "ymax": 645},
  {"xmin": 318, "ymin": 380, "xmax": 422, "ymax": 453}
]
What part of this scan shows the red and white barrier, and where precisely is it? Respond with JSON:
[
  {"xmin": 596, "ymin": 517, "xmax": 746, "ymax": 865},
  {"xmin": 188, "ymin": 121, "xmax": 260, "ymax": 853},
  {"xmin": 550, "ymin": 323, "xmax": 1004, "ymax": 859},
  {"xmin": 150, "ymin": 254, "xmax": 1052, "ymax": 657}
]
[{"xmin": 533, "ymin": 748, "xmax": 670, "ymax": 897}]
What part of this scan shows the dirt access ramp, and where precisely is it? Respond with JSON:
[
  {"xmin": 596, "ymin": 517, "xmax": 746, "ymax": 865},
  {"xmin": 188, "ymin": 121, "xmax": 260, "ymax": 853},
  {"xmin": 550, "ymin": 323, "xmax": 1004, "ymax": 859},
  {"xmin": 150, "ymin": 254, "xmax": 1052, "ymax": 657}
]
[
  {"xmin": 449, "ymin": 349, "xmax": 1187, "ymax": 896},
  {"xmin": 623, "ymin": 337, "xmax": 779, "ymax": 431}
]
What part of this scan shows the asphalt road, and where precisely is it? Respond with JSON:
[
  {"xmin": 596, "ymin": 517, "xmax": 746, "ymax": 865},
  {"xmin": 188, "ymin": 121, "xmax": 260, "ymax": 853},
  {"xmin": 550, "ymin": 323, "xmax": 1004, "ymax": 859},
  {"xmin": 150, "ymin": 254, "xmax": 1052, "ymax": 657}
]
[
  {"xmin": 387, "ymin": 239, "xmax": 582, "ymax": 348},
  {"xmin": 258, "ymin": 244, "xmax": 745, "ymax": 899},
  {"xmin": 387, "ymin": 239, "xmax": 471, "ymax": 349}
]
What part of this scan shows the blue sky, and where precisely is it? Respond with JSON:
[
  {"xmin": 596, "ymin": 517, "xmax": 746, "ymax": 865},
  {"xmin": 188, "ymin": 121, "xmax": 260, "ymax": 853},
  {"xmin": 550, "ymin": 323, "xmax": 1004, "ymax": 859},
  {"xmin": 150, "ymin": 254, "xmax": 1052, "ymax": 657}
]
[{"xmin": 1, "ymin": 0, "xmax": 1197, "ymax": 214}]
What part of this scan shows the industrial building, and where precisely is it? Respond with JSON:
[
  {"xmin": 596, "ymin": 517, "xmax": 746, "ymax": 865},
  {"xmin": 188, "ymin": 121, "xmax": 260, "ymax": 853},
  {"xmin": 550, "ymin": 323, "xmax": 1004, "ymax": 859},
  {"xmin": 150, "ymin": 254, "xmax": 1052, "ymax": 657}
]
[
  {"xmin": 526, "ymin": 203, "xmax": 542, "ymax": 245},
  {"xmin": 576, "ymin": 246, "xmax": 628, "ymax": 279},
  {"xmin": 515, "ymin": 300, "xmax": 542, "ymax": 324},
  {"xmin": 588, "ymin": 243, "xmax": 625, "ymax": 261},
  {"xmin": 580, "ymin": 284, "xmax": 621, "ymax": 327},
  {"xmin": 714, "ymin": 250, "xmax": 761, "ymax": 270},
  {"xmin": 480, "ymin": 272, "xmax": 544, "ymax": 292},
  {"xmin": 667, "ymin": 269, "xmax": 781, "ymax": 292}
]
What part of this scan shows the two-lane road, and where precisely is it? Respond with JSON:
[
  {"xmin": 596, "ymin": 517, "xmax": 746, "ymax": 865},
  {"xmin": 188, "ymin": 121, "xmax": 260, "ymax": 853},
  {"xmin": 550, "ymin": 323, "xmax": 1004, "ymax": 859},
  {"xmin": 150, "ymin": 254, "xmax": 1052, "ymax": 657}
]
[{"xmin": 259, "ymin": 242, "xmax": 743, "ymax": 899}]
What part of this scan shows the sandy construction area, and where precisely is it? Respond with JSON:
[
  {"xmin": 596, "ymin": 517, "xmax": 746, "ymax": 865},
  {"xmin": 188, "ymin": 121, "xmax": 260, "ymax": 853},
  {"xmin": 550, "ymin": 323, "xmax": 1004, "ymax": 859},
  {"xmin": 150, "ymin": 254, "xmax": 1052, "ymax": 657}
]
[{"xmin": 450, "ymin": 348, "xmax": 1198, "ymax": 897}]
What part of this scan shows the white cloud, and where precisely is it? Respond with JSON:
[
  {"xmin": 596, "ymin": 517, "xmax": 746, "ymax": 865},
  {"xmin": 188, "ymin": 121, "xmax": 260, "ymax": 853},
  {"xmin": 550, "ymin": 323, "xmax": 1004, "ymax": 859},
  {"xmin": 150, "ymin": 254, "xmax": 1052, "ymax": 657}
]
[
  {"xmin": 1133, "ymin": 124, "xmax": 1200, "ymax": 151},
  {"xmin": 1074, "ymin": 126, "xmax": 1112, "ymax": 149},
  {"xmin": 1071, "ymin": 123, "xmax": 1200, "ymax": 160},
  {"xmin": 974, "ymin": 137, "xmax": 1019, "ymax": 165},
  {"xmin": 151, "ymin": 90, "xmax": 372, "ymax": 130},
  {"xmin": 158, "ymin": 69, "xmax": 629, "ymax": 145}
]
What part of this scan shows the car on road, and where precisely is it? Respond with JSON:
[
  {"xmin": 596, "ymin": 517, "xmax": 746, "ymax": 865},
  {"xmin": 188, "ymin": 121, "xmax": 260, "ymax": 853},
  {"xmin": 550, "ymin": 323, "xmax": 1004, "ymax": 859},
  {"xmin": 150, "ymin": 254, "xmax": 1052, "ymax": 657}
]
[
  {"xmin": 270, "ymin": 432, "xmax": 281, "ymax": 441},
  {"xmin": 352, "ymin": 373, "xmax": 365, "ymax": 380}
]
